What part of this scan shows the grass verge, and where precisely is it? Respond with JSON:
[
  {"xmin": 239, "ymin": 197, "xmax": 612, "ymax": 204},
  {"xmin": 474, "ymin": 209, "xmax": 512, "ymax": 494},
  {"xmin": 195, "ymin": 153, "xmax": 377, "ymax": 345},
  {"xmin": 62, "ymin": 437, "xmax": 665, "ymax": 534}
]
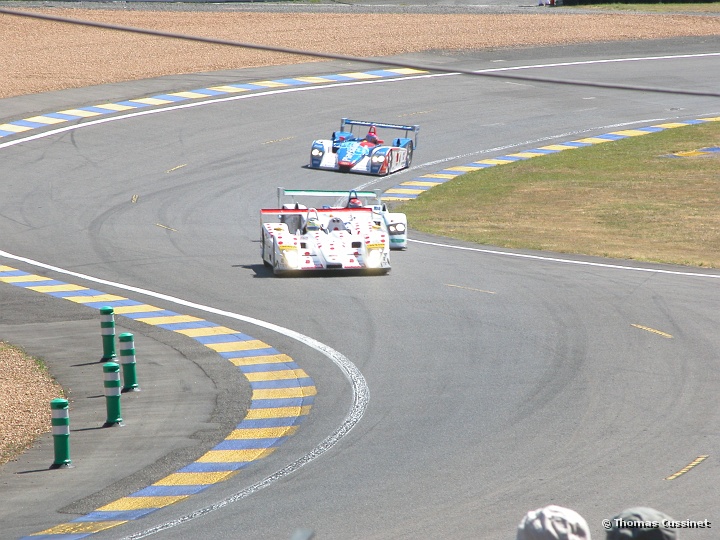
[{"xmin": 400, "ymin": 120, "xmax": 720, "ymax": 267}]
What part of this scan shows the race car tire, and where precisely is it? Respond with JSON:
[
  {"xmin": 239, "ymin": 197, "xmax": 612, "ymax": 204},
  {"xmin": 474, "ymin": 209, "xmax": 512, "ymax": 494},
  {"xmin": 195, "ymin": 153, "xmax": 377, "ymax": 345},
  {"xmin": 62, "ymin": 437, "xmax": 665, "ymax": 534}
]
[{"xmin": 405, "ymin": 142, "xmax": 414, "ymax": 169}]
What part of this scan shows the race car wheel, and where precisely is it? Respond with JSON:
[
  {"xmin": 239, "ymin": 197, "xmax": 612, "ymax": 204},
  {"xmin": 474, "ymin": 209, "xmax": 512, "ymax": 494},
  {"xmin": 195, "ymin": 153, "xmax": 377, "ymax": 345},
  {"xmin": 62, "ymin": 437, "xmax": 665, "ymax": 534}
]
[{"xmin": 405, "ymin": 142, "xmax": 414, "ymax": 169}]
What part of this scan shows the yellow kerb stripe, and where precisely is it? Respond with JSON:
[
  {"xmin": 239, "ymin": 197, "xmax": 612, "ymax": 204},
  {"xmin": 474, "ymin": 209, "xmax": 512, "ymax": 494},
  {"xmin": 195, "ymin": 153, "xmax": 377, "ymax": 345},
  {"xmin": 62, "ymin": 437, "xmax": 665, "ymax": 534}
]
[
  {"xmin": 250, "ymin": 80, "xmax": 288, "ymax": 88},
  {"xmin": 27, "ymin": 284, "xmax": 87, "ymax": 293},
  {"xmin": 94, "ymin": 103, "xmax": 136, "ymax": 111},
  {"xmin": 175, "ymin": 326, "xmax": 239, "ymax": 337},
  {"xmin": 154, "ymin": 471, "xmax": 237, "ymax": 485},
  {"xmin": 610, "ymin": 129, "xmax": 652, "ymax": 137},
  {"xmin": 206, "ymin": 339, "xmax": 270, "ymax": 352},
  {"xmin": 98, "ymin": 496, "xmax": 187, "ymax": 511},
  {"xmin": 197, "ymin": 448, "xmax": 276, "ymax": 463},
  {"xmin": 58, "ymin": 109, "xmax": 101, "ymax": 117},
  {"xmin": 65, "ymin": 294, "xmax": 127, "ymax": 304},
  {"xmin": 0, "ymin": 123, "xmax": 32, "ymax": 133},
  {"xmin": 245, "ymin": 405, "xmax": 312, "ymax": 419},
  {"xmin": 340, "ymin": 72, "xmax": 381, "ymax": 79},
  {"xmin": 208, "ymin": 85, "xmax": 249, "ymax": 93},
  {"xmin": 0, "ymin": 275, "xmax": 52, "ymax": 283},
  {"xmin": 32, "ymin": 521, "xmax": 127, "ymax": 535},
  {"xmin": 135, "ymin": 315, "xmax": 204, "ymax": 325},
  {"xmin": 252, "ymin": 386, "xmax": 317, "ymax": 400},
  {"xmin": 25, "ymin": 115, "xmax": 68, "ymax": 125},
  {"xmin": 230, "ymin": 354, "xmax": 293, "ymax": 366}
]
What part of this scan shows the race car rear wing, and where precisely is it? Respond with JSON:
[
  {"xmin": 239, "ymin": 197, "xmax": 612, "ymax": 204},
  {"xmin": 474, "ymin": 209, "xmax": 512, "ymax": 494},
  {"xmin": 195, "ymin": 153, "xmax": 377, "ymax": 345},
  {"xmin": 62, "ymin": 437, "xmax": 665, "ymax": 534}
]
[
  {"xmin": 340, "ymin": 118, "xmax": 419, "ymax": 147},
  {"xmin": 277, "ymin": 188, "xmax": 382, "ymax": 208}
]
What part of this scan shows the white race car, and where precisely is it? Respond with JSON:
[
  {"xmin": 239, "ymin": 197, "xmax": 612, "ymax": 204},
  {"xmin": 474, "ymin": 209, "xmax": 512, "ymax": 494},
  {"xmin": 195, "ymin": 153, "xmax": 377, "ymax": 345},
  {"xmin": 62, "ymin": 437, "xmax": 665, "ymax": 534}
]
[
  {"xmin": 261, "ymin": 206, "xmax": 391, "ymax": 276},
  {"xmin": 276, "ymin": 188, "xmax": 408, "ymax": 250}
]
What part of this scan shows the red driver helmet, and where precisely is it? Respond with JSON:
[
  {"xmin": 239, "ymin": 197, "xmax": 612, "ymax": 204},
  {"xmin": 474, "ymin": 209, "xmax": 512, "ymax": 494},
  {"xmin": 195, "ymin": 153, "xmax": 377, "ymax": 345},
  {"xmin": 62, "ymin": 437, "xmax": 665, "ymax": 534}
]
[{"xmin": 348, "ymin": 198, "xmax": 362, "ymax": 208}]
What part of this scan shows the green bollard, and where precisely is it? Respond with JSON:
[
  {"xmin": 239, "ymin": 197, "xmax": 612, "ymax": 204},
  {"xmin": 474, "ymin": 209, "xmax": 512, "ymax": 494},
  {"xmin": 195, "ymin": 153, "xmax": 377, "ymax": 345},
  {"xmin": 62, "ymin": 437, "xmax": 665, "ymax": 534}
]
[
  {"xmin": 50, "ymin": 398, "xmax": 73, "ymax": 469},
  {"xmin": 100, "ymin": 306, "xmax": 117, "ymax": 361},
  {"xmin": 119, "ymin": 333, "xmax": 140, "ymax": 392},
  {"xmin": 102, "ymin": 362, "xmax": 124, "ymax": 427}
]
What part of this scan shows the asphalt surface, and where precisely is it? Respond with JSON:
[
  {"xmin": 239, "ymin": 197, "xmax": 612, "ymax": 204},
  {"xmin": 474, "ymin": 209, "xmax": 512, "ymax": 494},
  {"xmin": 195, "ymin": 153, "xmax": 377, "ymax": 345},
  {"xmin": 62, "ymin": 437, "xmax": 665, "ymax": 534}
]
[
  {"xmin": 0, "ymin": 277, "xmax": 248, "ymax": 536},
  {"xmin": 1, "ymin": 12, "xmax": 719, "ymax": 540}
]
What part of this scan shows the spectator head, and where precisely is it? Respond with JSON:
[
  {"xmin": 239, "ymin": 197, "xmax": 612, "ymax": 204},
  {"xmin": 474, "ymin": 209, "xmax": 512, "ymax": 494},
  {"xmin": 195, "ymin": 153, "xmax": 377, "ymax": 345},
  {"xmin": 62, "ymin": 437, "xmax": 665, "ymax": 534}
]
[
  {"xmin": 606, "ymin": 507, "xmax": 676, "ymax": 540},
  {"xmin": 517, "ymin": 505, "xmax": 591, "ymax": 540}
]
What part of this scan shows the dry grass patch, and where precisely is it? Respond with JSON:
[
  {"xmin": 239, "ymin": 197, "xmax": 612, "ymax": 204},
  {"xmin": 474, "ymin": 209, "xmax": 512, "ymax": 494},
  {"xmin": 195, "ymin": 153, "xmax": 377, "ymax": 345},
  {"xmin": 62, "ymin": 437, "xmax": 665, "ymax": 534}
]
[
  {"xmin": 401, "ymin": 121, "xmax": 720, "ymax": 267},
  {"xmin": 0, "ymin": 341, "xmax": 64, "ymax": 465}
]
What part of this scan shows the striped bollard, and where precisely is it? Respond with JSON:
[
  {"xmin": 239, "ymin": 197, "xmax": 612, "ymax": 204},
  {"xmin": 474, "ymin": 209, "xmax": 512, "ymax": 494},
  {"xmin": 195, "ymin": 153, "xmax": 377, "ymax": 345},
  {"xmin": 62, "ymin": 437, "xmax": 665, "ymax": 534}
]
[
  {"xmin": 50, "ymin": 398, "xmax": 73, "ymax": 469},
  {"xmin": 100, "ymin": 307, "xmax": 117, "ymax": 362},
  {"xmin": 119, "ymin": 333, "xmax": 140, "ymax": 392},
  {"xmin": 103, "ymin": 362, "xmax": 124, "ymax": 427}
]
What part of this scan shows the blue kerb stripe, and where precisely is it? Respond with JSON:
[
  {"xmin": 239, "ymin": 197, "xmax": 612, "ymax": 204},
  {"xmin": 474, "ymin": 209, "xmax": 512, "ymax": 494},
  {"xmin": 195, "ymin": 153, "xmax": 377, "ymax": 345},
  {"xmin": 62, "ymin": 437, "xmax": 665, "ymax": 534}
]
[
  {"xmin": 14, "ymin": 279, "xmax": 69, "ymax": 287},
  {"xmin": 220, "ymin": 347, "xmax": 279, "ymax": 359},
  {"xmin": 366, "ymin": 69, "xmax": 402, "ymax": 77},
  {"xmin": 150, "ymin": 94, "xmax": 190, "ymax": 102},
  {"xmin": 83, "ymin": 300, "xmax": 136, "ymax": 309},
  {"xmin": 87, "ymin": 299, "xmax": 143, "ymax": 308},
  {"xmin": 180, "ymin": 461, "xmax": 250, "ymax": 473},
  {"xmin": 237, "ymin": 417, "xmax": 307, "ymax": 429},
  {"xmin": 399, "ymin": 184, "xmax": 435, "ymax": 190},
  {"xmin": 252, "ymin": 396, "xmax": 315, "ymax": 408},
  {"xmin": 213, "ymin": 438, "xmax": 283, "ymax": 450},
  {"xmin": 194, "ymin": 333, "xmax": 254, "ymax": 345},
  {"xmin": 0, "ymin": 130, "xmax": 18, "ymax": 137},
  {"xmin": 595, "ymin": 134, "xmax": 626, "ymax": 140},
  {"xmin": 189, "ymin": 88, "xmax": 226, "ymax": 96},
  {"xmin": 238, "ymin": 362, "xmax": 298, "ymax": 373},
  {"xmin": 73, "ymin": 509, "xmax": 157, "ymax": 522},
  {"xmin": 9, "ymin": 119, "xmax": 49, "ymax": 129},
  {"xmin": 44, "ymin": 112, "xmax": 84, "ymax": 121},
  {"xmin": 275, "ymin": 78, "xmax": 311, "ymax": 86},
  {"xmin": 317, "ymin": 74, "xmax": 356, "ymax": 81},
  {"xmin": 44, "ymin": 289, "xmax": 106, "ymax": 298},
  {"xmin": 682, "ymin": 119, "xmax": 705, "ymax": 125},
  {"xmin": 0, "ymin": 270, "xmax": 28, "ymax": 276},
  {"xmin": 115, "ymin": 101, "xmax": 152, "ymax": 109},
  {"xmin": 433, "ymin": 170, "xmax": 464, "ymax": 176},
  {"xmin": 229, "ymin": 83, "xmax": 271, "ymax": 90},
  {"xmin": 77, "ymin": 106, "xmax": 118, "ymax": 114},
  {"xmin": 121, "ymin": 310, "xmax": 179, "ymax": 319},
  {"xmin": 559, "ymin": 141, "xmax": 592, "ymax": 147},
  {"xmin": 157, "ymin": 320, "xmax": 216, "ymax": 331},
  {"xmin": 635, "ymin": 126, "xmax": 665, "ymax": 133},
  {"xmin": 524, "ymin": 148, "xmax": 561, "ymax": 155},
  {"xmin": 384, "ymin": 194, "xmax": 419, "ymax": 199},
  {"xmin": 133, "ymin": 484, "xmax": 210, "ymax": 497},
  {"xmin": 250, "ymin": 378, "xmax": 314, "ymax": 389}
]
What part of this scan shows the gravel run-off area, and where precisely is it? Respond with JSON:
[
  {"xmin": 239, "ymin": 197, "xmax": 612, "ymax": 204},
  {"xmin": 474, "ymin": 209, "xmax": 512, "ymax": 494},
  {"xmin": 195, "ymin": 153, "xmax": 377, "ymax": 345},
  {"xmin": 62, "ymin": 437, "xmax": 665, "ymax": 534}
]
[{"xmin": 0, "ymin": 2, "xmax": 718, "ymax": 463}]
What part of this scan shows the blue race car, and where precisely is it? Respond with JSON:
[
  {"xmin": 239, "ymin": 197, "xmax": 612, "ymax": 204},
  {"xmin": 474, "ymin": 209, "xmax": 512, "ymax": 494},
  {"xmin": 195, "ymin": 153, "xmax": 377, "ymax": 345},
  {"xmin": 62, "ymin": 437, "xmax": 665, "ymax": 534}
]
[{"xmin": 309, "ymin": 118, "xmax": 419, "ymax": 176}]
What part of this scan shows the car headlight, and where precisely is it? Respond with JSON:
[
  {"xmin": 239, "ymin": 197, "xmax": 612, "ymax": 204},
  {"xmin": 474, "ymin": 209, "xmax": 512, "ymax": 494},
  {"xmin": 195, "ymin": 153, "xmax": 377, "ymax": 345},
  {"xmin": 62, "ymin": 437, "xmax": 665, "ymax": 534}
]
[
  {"xmin": 371, "ymin": 155, "xmax": 386, "ymax": 163},
  {"xmin": 389, "ymin": 223, "xmax": 406, "ymax": 234},
  {"xmin": 283, "ymin": 250, "xmax": 300, "ymax": 268},
  {"xmin": 311, "ymin": 148, "xmax": 323, "ymax": 157},
  {"xmin": 366, "ymin": 249, "xmax": 382, "ymax": 268}
]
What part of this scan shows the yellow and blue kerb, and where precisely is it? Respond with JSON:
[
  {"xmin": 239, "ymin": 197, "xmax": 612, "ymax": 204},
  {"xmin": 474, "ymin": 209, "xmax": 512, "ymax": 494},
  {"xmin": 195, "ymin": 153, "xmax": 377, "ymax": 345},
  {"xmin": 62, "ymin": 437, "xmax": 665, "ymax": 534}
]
[
  {"xmin": 0, "ymin": 68, "xmax": 426, "ymax": 139},
  {"xmin": 0, "ymin": 265, "xmax": 315, "ymax": 539}
]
